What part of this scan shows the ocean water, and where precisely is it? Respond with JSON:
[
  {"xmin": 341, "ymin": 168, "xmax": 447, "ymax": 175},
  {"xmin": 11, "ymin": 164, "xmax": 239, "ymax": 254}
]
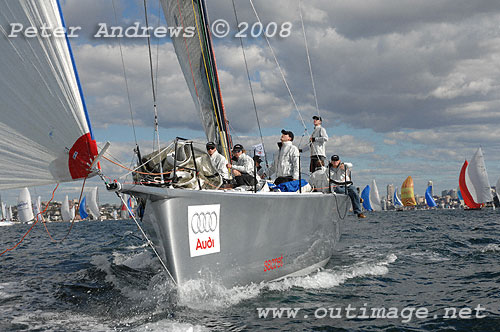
[{"xmin": 1, "ymin": 209, "xmax": 500, "ymax": 331}]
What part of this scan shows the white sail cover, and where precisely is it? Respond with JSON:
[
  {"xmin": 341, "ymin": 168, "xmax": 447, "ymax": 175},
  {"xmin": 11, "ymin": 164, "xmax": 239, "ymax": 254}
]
[
  {"xmin": 370, "ymin": 179, "xmax": 382, "ymax": 211},
  {"xmin": 61, "ymin": 195, "xmax": 72, "ymax": 222},
  {"xmin": 468, "ymin": 148, "xmax": 493, "ymax": 203},
  {"xmin": 0, "ymin": 0, "xmax": 97, "ymax": 190},
  {"xmin": 17, "ymin": 187, "xmax": 34, "ymax": 222},
  {"xmin": 88, "ymin": 186, "xmax": 100, "ymax": 219}
]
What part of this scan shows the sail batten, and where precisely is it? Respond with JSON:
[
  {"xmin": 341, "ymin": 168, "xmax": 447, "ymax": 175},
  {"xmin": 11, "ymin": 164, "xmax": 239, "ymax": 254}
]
[{"xmin": 0, "ymin": 0, "xmax": 97, "ymax": 190}]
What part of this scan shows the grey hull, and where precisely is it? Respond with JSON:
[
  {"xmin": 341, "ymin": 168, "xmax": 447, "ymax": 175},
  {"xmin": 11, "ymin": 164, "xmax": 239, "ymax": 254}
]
[{"xmin": 120, "ymin": 185, "xmax": 350, "ymax": 288}]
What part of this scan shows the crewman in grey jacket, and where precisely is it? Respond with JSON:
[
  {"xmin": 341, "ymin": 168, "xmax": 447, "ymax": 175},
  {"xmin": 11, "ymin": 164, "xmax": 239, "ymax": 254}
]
[
  {"xmin": 206, "ymin": 141, "xmax": 230, "ymax": 183},
  {"xmin": 227, "ymin": 144, "xmax": 255, "ymax": 187},
  {"xmin": 302, "ymin": 115, "xmax": 328, "ymax": 172},
  {"xmin": 268, "ymin": 129, "xmax": 300, "ymax": 185}
]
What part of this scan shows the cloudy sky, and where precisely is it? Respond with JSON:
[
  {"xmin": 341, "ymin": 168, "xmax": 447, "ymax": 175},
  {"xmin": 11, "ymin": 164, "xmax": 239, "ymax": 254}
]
[{"xmin": 4, "ymin": 0, "xmax": 500, "ymax": 205}]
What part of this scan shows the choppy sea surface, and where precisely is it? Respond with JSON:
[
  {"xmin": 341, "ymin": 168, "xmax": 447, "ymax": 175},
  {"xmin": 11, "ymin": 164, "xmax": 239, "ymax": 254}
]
[{"xmin": 1, "ymin": 209, "xmax": 500, "ymax": 331}]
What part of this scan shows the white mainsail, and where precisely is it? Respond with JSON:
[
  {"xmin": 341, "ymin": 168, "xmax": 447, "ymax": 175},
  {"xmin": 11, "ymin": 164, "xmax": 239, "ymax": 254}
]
[
  {"xmin": 88, "ymin": 187, "xmax": 100, "ymax": 219},
  {"xmin": 61, "ymin": 195, "xmax": 73, "ymax": 222},
  {"xmin": 17, "ymin": 187, "xmax": 34, "ymax": 223},
  {"xmin": 0, "ymin": 0, "xmax": 98, "ymax": 190},
  {"xmin": 468, "ymin": 147, "xmax": 493, "ymax": 204}
]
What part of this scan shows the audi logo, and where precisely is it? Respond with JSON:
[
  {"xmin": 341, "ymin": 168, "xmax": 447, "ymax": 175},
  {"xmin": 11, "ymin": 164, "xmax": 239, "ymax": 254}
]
[{"xmin": 191, "ymin": 212, "xmax": 218, "ymax": 234}]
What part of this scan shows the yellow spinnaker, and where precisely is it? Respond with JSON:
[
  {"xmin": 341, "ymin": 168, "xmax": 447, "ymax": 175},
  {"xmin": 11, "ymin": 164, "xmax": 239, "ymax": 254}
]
[{"xmin": 401, "ymin": 176, "xmax": 417, "ymax": 206}]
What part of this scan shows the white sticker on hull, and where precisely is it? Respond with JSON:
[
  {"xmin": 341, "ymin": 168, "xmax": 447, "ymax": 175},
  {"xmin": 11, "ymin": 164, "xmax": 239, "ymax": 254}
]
[{"xmin": 188, "ymin": 204, "xmax": 220, "ymax": 257}]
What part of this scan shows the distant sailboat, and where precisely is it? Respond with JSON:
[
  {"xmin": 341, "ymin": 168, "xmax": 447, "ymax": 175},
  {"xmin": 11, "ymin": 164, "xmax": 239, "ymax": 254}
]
[
  {"xmin": 88, "ymin": 187, "xmax": 100, "ymax": 220},
  {"xmin": 17, "ymin": 188, "xmax": 34, "ymax": 223},
  {"xmin": 495, "ymin": 178, "xmax": 500, "ymax": 208},
  {"xmin": 360, "ymin": 180, "xmax": 382, "ymax": 211},
  {"xmin": 61, "ymin": 195, "xmax": 74, "ymax": 222},
  {"xmin": 0, "ymin": 195, "xmax": 5, "ymax": 221},
  {"xmin": 459, "ymin": 147, "xmax": 493, "ymax": 209},
  {"xmin": 393, "ymin": 187, "xmax": 403, "ymax": 208},
  {"xmin": 32, "ymin": 196, "xmax": 42, "ymax": 222},
  {"xmin": 79, "ymin": 196, "xmax": 89, "ymax": 220},
  {"xmin": 120, "ymin": 196, "xmax": 129, "ymax": 219},
  {"xmin": 401, "ymin": 176, "xmax": 417, "ymax": 207},
  {"xmin": 425, "ymin": 185, "xmax": 437, "ymax": 208},
  {"xmin": 112, "ymin": 210, "xmax": 118, "ymax": 220}
]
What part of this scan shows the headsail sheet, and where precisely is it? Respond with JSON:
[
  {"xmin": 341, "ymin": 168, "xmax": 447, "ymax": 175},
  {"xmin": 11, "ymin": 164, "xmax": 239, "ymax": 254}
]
[
  {"xmin": 160, "ymin": 0, "xmax": 231, "ymax": 160},
  {"xmin": 0, "ymin": 0, "xmax": 97, "ymax": 190},
  {"xmin": 401, "ymin": 176, "xmax": 417, "ymax": 206}
]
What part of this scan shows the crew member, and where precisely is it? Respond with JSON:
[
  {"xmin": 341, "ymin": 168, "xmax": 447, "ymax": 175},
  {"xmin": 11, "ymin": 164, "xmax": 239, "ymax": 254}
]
[
  {"xmin": 206, "ymin": 141, "xmax": 230, "ymax": 183},
  {"xmin": 302, "ymin": 115, "xmax": 328, "ymax": 172},
  {"xmin": 227, "ymin": 144, "xmax": 255, "ymax": 187},
  {"xmin": 268, "ymin": 129, "xmax": 300, "ymax": 185},
  {"xmin": 329, "ymin": 154, "xmax": 366, "ymax": 218},
  {"xmin": 309, "ymin": 159, "xmax": 329, "ymax": 193}
]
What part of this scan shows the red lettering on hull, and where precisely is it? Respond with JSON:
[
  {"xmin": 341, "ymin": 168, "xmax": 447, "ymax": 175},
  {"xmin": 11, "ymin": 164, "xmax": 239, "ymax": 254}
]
[{"xmin": 264, "ymin": 255, "xmax": 284, "ymax": 272}]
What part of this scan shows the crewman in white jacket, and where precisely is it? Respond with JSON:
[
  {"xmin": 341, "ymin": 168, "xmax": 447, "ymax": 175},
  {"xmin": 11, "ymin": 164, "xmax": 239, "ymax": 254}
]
[
  {"xmin": 227, "ymin": 144, "xmax": 255, "ymax": 187},
  {"xmin": 268, "ymin": 129, "xmax": 300, "ymax": 185},
  {"xmin": 302, "ymin": 116, "xmax": 328, "ymax": 172},
  {"xmin": 206, "ymin": 141, "xmax": 230, "ymax": 182}
]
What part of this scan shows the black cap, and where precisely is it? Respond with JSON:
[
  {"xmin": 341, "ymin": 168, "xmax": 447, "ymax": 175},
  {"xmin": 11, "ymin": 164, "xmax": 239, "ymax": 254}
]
[
  {"xmin": 281, "ymin": 129, "xmax": 294, "ymax": 141},
  {"xmin": 206, "ymin": 141, "xmax": 216, "ymax": 150},
  {"xmin": 331, "ymin": 154, "xmax": 340, "ymax": 161},
  {"xmin": 232, "ymin": 144, "xmax": 244, "ymax": 152},
  {"xmin": 312, "ymin": 115, "xmax": 322, "ymax": 121},
  {"xmin": 253, "ymin": 155, "xmax": 262, "ymax": 163}
]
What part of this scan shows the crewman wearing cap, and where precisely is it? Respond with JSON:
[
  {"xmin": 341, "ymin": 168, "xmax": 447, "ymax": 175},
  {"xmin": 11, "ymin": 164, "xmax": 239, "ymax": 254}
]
[
  {"xmin": 226, "ymin": 144, "xmax": 255, "ymax": 187},
  {"xmin": 206, "ymin": 142, "xmax": 230, "ymax": 182},
  {"xmin": 268, "ymin": 129, "xmax": 300, "ymax": 185},
  {"xmin": 302, "ymin": 116, "xmax": 329, "ymax": 172},
  {"xmin": 329, "ymin": 155, "xmax": 366, "ymax": 218}
]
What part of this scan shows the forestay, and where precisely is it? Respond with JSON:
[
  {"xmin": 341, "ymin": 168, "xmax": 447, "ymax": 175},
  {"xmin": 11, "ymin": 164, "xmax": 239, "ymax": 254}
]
[{"xmin": 0, "ymin": 0, "xmax": 97, "ymax": 190}]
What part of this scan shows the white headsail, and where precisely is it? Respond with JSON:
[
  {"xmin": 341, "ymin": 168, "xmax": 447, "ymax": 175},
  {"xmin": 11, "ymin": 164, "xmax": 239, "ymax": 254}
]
[
  {"xmin": 0, "ymin": 0, "xmax": 97, "ymax": 190},
  {"xmin": 17, "ymin": 188, "xmax": 34, "ymax": 222}
]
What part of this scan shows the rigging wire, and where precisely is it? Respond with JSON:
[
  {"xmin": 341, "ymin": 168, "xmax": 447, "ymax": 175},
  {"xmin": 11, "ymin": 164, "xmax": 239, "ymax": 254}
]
[
  {"xmin": 111, "ymin": 0, "xmax": 139, "ymax": 148},
  {"xmin": 143, "ymin": 0, "xmax": 165, "ymax": 183},
  {"xmin": 231, "ymin": 0, "xmax": 269, "ymax": 168},
  {"xmin": 298, "ymin": 0, "xmax": 320, "ymax": 117},
  {"xmin": 248, "ymin": 0, "xmax": 308, "ymax": 133}
]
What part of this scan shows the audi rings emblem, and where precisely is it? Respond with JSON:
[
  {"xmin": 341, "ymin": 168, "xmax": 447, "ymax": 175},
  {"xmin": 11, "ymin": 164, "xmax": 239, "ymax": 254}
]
[{"xmin": 191, "ymin": 212, "xmax": 218, "ymax": 234}]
